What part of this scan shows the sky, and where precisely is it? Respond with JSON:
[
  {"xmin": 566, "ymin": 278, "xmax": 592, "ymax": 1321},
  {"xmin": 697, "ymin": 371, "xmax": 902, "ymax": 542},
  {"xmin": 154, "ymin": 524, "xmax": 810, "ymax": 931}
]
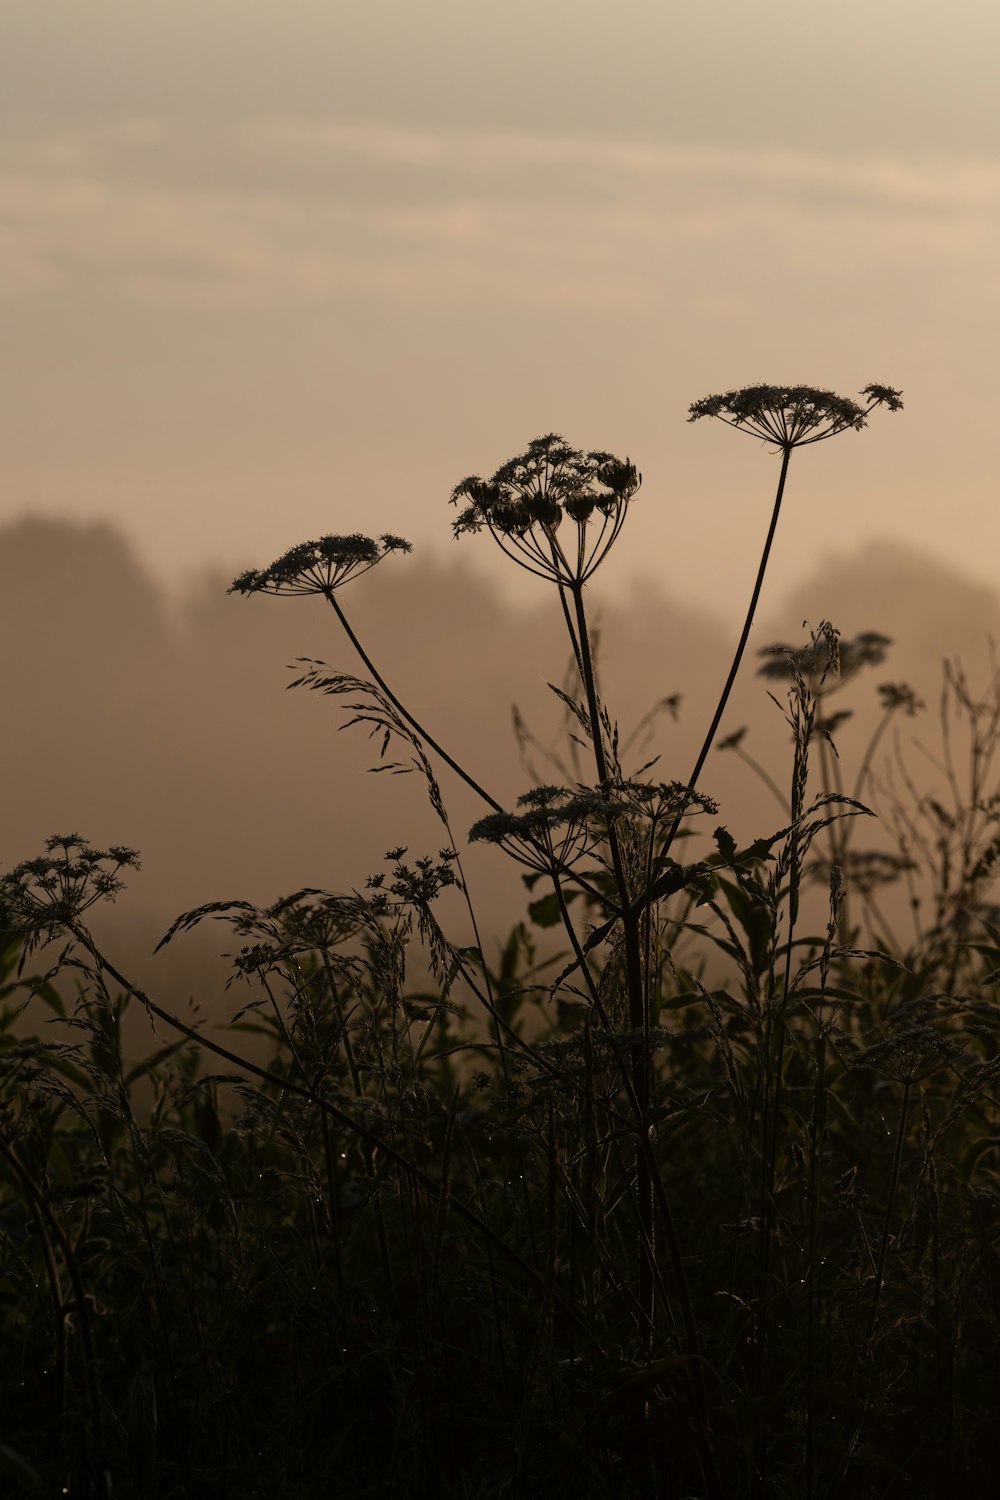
[{"xmin": 3, "ymin": 1, "xmax": 1000, "ymax": 623}]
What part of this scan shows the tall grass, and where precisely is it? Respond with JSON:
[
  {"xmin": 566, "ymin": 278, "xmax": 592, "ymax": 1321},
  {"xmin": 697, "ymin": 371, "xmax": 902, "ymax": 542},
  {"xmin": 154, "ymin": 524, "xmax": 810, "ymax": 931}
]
[{"xmin": 4, "ymin": 384, "xmax": 1000, "ymax": 1498}]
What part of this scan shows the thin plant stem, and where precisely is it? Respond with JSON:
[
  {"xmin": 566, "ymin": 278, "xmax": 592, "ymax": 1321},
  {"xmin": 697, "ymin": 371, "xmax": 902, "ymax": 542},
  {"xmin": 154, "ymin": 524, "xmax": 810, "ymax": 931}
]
[
  {"xmin": 730, "ymin": 742, "xmax": 793, "ymax": 817},
  {"xmin": 660, "ymin": 444, "xmax": 793, "ymax": 867},
  {"xmin": 327, "ymin": 591, "xmax": 614, "ymax": 914},
  {"xmin": 328, "ymin": 592, "xmax": 503, "ymax": 813},
  {"xmin": 569, "ymin": 578, "xmax": 656, "ymax": 1336}
]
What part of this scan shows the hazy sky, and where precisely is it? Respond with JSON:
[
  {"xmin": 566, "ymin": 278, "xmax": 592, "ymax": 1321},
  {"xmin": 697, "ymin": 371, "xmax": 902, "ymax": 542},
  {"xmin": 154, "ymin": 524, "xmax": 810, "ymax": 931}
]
[{"xmin": 4, "ymin": 1, "xmax": 1000, "ymax": 622}]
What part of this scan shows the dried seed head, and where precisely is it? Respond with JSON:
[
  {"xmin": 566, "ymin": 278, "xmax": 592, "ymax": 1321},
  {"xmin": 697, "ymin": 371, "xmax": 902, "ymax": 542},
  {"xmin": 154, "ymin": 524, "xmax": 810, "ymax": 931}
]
[
  {"xmin": 688, "ymin": 383, "xmax": 902, "ymax": 451},
  {"xmin": 1, "ymin": 834, "xmax": 141, "ymax": 947},
  {"xmin": 470, "ymin": 785, "xmax": 624, "ymax": 872},
  {"xmin": 230, "ymin": 533, "xmax": 412, "ymax": 598},
  {"xmin": 451, "ymin": 434, "xmax": 640, "ymax": 584},
  {"xmin": 758, "ymin": 629, "xmax": 891, "ymax": 690},
  {"xmin": 878, "ymin": 681, "xmax": 923, "ymax": 715}
]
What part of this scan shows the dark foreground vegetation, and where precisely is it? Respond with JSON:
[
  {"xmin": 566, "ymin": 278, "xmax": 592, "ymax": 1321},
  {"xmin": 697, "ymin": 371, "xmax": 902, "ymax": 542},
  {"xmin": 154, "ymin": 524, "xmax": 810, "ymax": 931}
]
[{"xmin": 5, "ymin": 389, "xmax": 1000, "ymax": 1498}]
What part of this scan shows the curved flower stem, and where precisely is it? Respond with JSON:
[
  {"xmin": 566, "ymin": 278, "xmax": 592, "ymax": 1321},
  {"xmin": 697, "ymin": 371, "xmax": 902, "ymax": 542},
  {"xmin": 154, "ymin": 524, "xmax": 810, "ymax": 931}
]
[
  {"xmin": 660, "ymin": 445, "xmax": 793, "ymax": 866},
  {"xmin": 328, "ymin": 592, "xmax": 614, "ymax": 913},
  {"xmin": 556, "ymin": 578, "xmax": 585, "ymax": 680},
  {"xmin": 328, "ymin": 593, "xmax": 503, "ymax": 813},
  {"xmin": 851, "ymin": 703, "xmax": 896, "ymax": 805},
  {"xmin": 731, "ymin": 742, "xmax": 793, "ymax": 817}
]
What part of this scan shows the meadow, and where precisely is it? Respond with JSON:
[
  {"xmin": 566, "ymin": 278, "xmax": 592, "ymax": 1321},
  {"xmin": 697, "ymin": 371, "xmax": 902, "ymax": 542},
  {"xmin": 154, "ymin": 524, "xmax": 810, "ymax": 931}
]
[{"xmin": 4, "ymin": 386, "xmax": 1000, "ymax": 1499}]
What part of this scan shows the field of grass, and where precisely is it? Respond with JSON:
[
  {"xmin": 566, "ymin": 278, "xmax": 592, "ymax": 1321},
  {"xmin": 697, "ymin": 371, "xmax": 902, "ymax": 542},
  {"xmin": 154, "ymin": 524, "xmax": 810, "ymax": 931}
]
[{"xmin": 4, "ymin": 390, "xmax": 1000, "ymax": 1498}]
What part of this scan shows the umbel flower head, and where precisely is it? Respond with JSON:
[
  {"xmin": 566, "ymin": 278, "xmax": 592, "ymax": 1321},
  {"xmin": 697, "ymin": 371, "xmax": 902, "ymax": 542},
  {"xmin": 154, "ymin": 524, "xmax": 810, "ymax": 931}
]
[
  {"xmin": 451, "ymin": 434, "xmax": 640, "ymax": 584},
  {"xmin": 1, "ymin": 835, "xmax": 141, "ymax": 949},
  {"xmin": 469, "ymin": 785, "xmax": 624, "ymax": 873},
  {"xmin": 758, "ymin": 629, "xmax": 892, "ymax": 689},
  {"xmin": 229, "ymin": 533, "xmax": 412, "ymax": 598},
  {"xmin": 688, "ymin": 384, "xmax": 903, "ymax": 451}
]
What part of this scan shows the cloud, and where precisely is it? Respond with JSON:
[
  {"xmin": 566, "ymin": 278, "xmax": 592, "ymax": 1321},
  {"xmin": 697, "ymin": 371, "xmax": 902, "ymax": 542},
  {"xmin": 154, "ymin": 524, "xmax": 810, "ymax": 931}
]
[
  {"xmin": 255, "ymin": 118, "xmax": 1000, "ymax": 211},
  {"xmin": 2, "ymin": 117, "xmax": 999, "ymax": 310}
]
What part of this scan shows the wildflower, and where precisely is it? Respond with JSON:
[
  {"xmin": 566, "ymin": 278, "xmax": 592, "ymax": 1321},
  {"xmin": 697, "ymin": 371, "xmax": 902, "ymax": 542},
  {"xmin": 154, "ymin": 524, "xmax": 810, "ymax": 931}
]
[
  {"xmin": 878, "ymin": 682, "xmax": 923, "ymax": 715},
  {"xmin": 849, "ymin": 995, "xmax": 969, "ymax": 1083},
  {"xmin": 758, "ymin": 630, "xmax": 891, "ymax": 691},
  {"xmin": 469, "ymin": 785, "xmax": 623, "ymax": 873},
  {"xmin": 232, "ymin": 942, "xmax": 281, "ymax": 976},
  {"xmin": 451, "ymin": 434, "xmax": 640, "ymax": 584},
  {"xmin": 808, "ymin": 849, "xmax": 917, "ymax": 897},
  {"xmin": 1, "ymin": 835, "xmax": 140, "ymax": 947},
  {"xmin": 660, "ymin": 388, "xmax": 902, "ymax": 875},
  {"xmin": 688, "ymin": 383, "xmax": 902, "ymax": 451},
  {"xmin": 229, "ymin": 533, "xmax": 412, "ymax": 598},
  {"xmin": 609, "ymin": 780, "xmax": 719, "ymax": 822},
  {"xmin": 269, "ymin": 891, "xmax": 367, "ymax": 952},
  {"xmin": 843, "ymin": 632, "xmax": 893, "ymax": 673},
  {"xmin": 855, "ymin": 1024, "xmax": 967, "ymax": 1084}
]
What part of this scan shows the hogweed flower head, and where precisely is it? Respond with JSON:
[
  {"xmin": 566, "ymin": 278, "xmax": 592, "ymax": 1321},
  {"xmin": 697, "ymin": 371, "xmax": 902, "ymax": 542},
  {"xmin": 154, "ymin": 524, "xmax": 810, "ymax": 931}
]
[
  {"xmin": 469, "ymin": 784, "xmax": 624, "ymax": 873},
  {"xmin": 809, "ymin": 848, "xmax": 917, "ymax": 898},
  {"xmin": 878, "ymin": 681, "xmax": 923, "ymax": 715},
  {"xmin": 229, "ymin": 533, "xmax": 412, "ymax": 598},
  {"xmin": 851, "ymin": 994, "xmax": 969, "ymax": 1084},
  {"xmin": 1, "ymin": 834, "xmax": 141, "ymax": 947},
  {"xmin": 688, "ymin": 383, "xmax": 902, "ymax": 452},
  {"xmin": 451, "ymin": 434, "xmax": 640, "ymax": 584},
  {"xmin": 758, "ymin": 630, "xmax": 892, "ymax": 692},
  {"xmin": 609, "ymin": 780, "xmax": 719, "ymax": 824}
]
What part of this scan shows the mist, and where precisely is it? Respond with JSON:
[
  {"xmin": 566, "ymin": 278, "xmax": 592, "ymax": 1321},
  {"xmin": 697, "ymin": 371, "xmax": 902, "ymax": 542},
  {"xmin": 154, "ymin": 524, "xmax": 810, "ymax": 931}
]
[{"xmin": 5, "ymin": 513, "xmax": 1000, "ymax": 1030}]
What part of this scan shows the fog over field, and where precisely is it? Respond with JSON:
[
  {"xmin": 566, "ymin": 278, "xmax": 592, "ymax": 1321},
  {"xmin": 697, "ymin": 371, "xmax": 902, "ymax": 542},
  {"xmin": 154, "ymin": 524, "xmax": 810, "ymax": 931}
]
[
  {"xmin": 5, "ymin": 514, "xmax": 999, "ymax": 1030},
  {"xmin": 7, "ymin": 9, "xmax": 1000, "ymax": 1490}
]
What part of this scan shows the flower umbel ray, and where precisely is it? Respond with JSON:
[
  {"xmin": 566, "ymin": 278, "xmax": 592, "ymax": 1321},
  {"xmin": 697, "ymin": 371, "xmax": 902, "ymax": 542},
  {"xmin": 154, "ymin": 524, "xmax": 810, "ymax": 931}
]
[
  {"xmin": 688, "ymin": 383, "xmax": 903, "ymax": 451},
  {"xmin": 229, "ymin": 533, "xmax": 412, "ymax": 598}
]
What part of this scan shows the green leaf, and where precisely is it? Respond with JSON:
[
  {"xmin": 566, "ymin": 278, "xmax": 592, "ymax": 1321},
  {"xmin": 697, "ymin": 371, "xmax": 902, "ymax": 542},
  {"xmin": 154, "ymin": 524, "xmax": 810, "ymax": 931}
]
[
  {"xmin": 713, "ymin": 825, "xmax": 738, "ymax": 863},
  {"xmin": 716, "ymin": 876, "xmax": 772, "ymax": 979},
  {"xmin": 528, "ymin": 890, "xmax": 577, "ymax": 928}
]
